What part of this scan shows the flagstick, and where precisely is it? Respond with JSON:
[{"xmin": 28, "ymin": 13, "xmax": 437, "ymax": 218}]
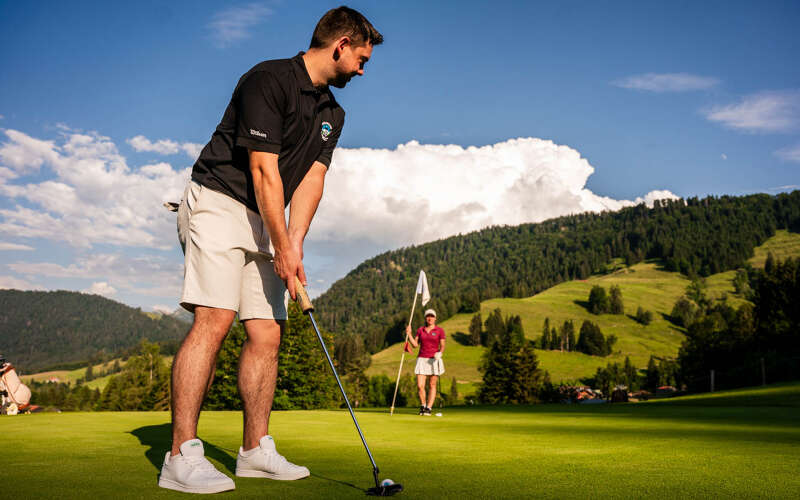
[{"xmin": 389, "ymin": 291, "xmax": 418, "ymax": 415}]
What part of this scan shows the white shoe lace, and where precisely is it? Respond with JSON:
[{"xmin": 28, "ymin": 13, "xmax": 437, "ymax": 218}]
[
  {"xmin": 262, "ymin": 450, "xmax": 298, "ymax": 472},
  {"xmin": 185, "ymin": 456, "xmax": 225, "ymax": 476}
]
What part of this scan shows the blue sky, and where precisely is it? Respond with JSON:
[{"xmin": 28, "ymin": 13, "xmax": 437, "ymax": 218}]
[{"xmin": 1, "ymin": 1, "xmax": 798, "ymax": 310}]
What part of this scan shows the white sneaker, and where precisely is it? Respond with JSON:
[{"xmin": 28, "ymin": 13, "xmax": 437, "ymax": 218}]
[
  {"xmin": 158, "ymin": 439, "xmax": 235, "ymax": 494},
  {"xmin": 235, "ymin": 435, "xmax": 310, "ymax": 480}
]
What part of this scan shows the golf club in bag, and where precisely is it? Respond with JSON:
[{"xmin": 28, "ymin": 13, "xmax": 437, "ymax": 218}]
[{"xmin": 293, "ymin": 277, "xmax": 403, "ymax": 497}]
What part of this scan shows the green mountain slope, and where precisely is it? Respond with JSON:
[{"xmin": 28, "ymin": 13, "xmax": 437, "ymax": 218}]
[
  {"xmin": 366, "ymin": 230, "xmax": 800, "ymax": 392},
  {"xmin": 316, "ymin": 192, "xmax": 800, "ymax": 354},
  {"xmin": 0, "ymin": 290, "xmax": 187, "ymax": 373}
]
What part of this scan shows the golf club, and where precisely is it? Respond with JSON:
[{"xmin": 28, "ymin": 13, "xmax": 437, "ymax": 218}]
[{"xmin": 293, "ymin": 277, "xmax": 403, "ymax": 497}]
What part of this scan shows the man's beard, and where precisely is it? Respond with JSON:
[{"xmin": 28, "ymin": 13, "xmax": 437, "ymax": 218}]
[{"xmin": 331, "ymin": 72, "xmax": 355, "ymax": 89}]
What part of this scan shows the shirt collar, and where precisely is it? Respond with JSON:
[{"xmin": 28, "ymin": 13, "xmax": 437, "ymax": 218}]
[{"xmin": 292, "ymin": 52, "xmax": 324, "ymax": 94}]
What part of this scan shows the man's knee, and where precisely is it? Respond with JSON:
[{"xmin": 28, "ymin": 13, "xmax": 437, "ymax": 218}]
[
  {"xmin": 187, "ymin": 307, "xmax": 236, "ymax": 344},
  {"xmin": 243, "ymin": 319, "xmax": 284, "ymax": 350}
]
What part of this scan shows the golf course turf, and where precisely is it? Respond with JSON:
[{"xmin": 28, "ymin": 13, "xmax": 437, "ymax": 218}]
[{"xmin": 4, "ymin": 383, "xmax": 800, "ymax": 498}]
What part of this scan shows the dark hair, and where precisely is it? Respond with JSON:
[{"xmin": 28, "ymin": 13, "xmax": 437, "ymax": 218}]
[{"xmin": 310, "ymin": 6, "xmax": 383, "ymax": 48}]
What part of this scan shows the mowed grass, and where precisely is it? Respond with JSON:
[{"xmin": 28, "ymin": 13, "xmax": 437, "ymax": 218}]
[
  {"xmin": 3, "ymin": 383, "xmax": 800, "ymax": 499},
  {"xmin": 368, "ymin": 231, "xmax": 800, "ymax": 392}
]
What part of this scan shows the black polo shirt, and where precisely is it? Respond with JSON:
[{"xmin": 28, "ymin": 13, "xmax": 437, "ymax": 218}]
[{"xmin": 191, "ymin": 52, "xmax": 345, "ymax": 211}]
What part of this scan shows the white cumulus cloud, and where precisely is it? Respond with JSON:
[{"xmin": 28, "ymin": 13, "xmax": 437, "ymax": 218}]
[
  {"xmin": 0, "ymin": 242, "xmax": 34, "ymax": 251},
  {"xmin": 8, "ymin": 253, "xmax": 182, "ymax": 298},
  {"xmin": 313, "ymin": 139, "xmax": 677, "ymax": 249},
  {"xmin": 1, "ymin": 127, "xmax": 678, "ymax": 305},
  {"xmin": 704, "ymin": 90, "xmax": 800, "ymax": 133},
  {"xmin": 613, "ymin": 73, "xmax": 719, "ymax": 92},
  {"xmin": 85, "ymin": 281, "xmax": 117, "ymax": 297},
  {"xmin": 0, "ymin": 275, "xmax": 43, "ymax": 290},
  {"xmin": 0, "ymin": 128, "xmax": 189, "ymax": 249},
  {"xmin": 208, "ymin": 3, "xmax": 272, "ymax": 48},
  {"xmin": 128, "ymin": 135, "xmax": 203, "ymax": 160},
  {"xmin": 152, "ymin": 304, "xmax": 175, "ymax": 315}
]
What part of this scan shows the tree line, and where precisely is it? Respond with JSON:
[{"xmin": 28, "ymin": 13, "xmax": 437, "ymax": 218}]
[{"xmin": 676, "ymin": 253, "xmax": 800, "ymax": 392}]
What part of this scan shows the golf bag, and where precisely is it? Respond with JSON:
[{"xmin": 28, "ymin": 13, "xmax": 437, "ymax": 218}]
[{"xmin": 0, "ymin": 357, "xmax": 38, "ymax": 415}]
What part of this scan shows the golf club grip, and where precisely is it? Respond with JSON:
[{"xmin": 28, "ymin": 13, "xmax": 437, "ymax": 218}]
[{"xmin": 294, "ymin": 276, "xmax": 314, "ymax": 312}]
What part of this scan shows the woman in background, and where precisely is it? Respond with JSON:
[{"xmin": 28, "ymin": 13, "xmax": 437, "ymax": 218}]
[{"xmin": 405, "ymin": 309, "xmax": 445, "ymax": 415}]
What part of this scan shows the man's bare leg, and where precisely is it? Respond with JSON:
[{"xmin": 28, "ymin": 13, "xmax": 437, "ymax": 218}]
[
  {"xmin": 417, "ymin": 374, "xmax": 427, "ymax": 407},
  {"xmin": 427, "ymin": 375, "xmax": 438, "ymax": 409},
  {"xmin": 170, "ymin": 306, "xmax": 236, "ymax": 456},
  {"xmin": 240, "ymin": 318, "xmax": 283, "ymax": 451}
]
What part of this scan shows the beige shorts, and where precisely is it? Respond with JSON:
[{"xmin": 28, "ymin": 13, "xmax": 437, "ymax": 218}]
[
  {"xmin": 414, "ymin": 357, "xmax": 445, "ymax": 376},
  {"xmin": 177, "ymin": 180, "xmax": 288, "ymax": 320}
]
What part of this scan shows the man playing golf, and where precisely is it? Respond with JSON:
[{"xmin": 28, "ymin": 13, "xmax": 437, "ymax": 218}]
[
  {"xmin": 405, "ymin": 309, "xmax": 446, "ymax": 416},
  {"xmin": 160, "ymin": 7, "xmax": 382, "ymax": 494}
]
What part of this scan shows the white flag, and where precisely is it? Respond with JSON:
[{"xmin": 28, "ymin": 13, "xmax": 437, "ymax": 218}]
[{"xmin": 416, "ymin": 270, "xmax": 431, "ymax": 306}]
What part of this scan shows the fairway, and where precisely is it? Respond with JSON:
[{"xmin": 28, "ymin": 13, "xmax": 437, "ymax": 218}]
[{"xmin": 4, "ymin": 384, "xmax": 800, "ymax": 499}]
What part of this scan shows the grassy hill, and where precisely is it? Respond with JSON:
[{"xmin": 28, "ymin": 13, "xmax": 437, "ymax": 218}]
[
  {"xmin": 22, "ymin": 356, "xmax": 175, "ymax": 391},
  {"xmin": 367, "ymin": 230, "xmax": 800, "ymax": 394},
  {"xmin": 3, "ymin": 383, "xmax": 799, "ymax": 499},
  {"xmin": 0, "ymin": 289, "xmax": 186, "ymax": 373}
]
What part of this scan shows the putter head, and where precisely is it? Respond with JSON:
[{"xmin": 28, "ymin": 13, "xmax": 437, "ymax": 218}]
[{"xmin": 366, "ymin": 483, "xmax": 403, "ymax": 496}]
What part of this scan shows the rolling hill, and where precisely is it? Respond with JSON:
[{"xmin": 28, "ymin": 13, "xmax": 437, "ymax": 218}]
[
  {"xmin": 0, "ymin": 289, "xmax": 187, "ymax": 373},
  {"xmin": 366, "ymin": 230, "xmax": 800, "ymax": 394},
  {"xmin": 315, "ymin": 192, "xmax": 800, "ymax": 356}
]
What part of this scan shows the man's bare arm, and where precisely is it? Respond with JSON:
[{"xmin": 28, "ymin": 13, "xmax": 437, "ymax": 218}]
[
  {"xmin": 287, "ymin": 161, "xmax": 328, "ymax": 276},
  {"xmin": 249, "ymin": 150, "xmax": 302, "ymax": 299}
]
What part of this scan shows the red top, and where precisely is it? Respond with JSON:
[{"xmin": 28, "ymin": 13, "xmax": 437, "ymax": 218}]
[{"xmin": 416, "ymin": 326, "xmax": 445, "ymax": 358}]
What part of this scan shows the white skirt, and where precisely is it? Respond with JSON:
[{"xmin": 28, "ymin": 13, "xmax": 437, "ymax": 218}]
[{"xmin": 414, "ymin": 357, "xmax": 445, "ymax": 376}]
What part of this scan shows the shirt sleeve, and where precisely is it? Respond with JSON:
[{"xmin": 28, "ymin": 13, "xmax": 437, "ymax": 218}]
[
  {"xmin": 316, "ymin": 112, "xmax": 345, "ymax": 168},
  {"xmin": 235, "ymin": 71, "xmax": 285, "ymax": 154}
]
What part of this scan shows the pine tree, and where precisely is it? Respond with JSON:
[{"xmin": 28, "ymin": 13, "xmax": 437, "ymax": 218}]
[
  {"xmin": 576, "ymin": 320, "xmax": 608, "ymax": 356},
  {"xmin": 506, "ymin": 315, "xmax": 525, "ymax": 345},
  {"xmin": 509, "ymin": 342, "xmax": 547, "ymax": 404},
  {"xmin": 540, "ymin": 317, "xmax": 551, "ymax": 349},
  {"xmin": 469, "ymin": 313, "xmax": 483, "ymax": 346},
  {"xmin": 205, "ymin": 324, "xmax": 246, "ymax": 410},
  {"xmin": 646, "ymin": 355, "xmax": 660, "ymax": 391},
  {"xmin": 588, "ymin": 286, "xmax": 609, "ymax": 314},
  {"xmin": 566, "ymin": 320, "xmax": 576, "ymax": 352},
  {"xmin": 609, "ymin": 285, "xmax": 624, "ymax": 315},
  {"xmin": 479, "ymin": 324, "xmax": 547, "ymax": 404},
  {"xmin": 274, "ymin": 303, "xmax": 339, "ymax": 409},
  {"xmin": 623, "ymin": 356, "xmax": 637, "ymax": 390},
  {"xmin": 484, "ymin": 309, "xmax": 505, "ymax": 347},
  {"xmin": 550, "ymin": 327, "xmax": 560, "ymax": 350}
]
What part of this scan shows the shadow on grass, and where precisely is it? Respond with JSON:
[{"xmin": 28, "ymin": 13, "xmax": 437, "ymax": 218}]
[
  {"xmin": 573, "ymin": 299, "xmax": 592, "ymax": 313},
  {"xmin": 452, "ymin": 332, "xmax": 474, "ymax": 346},
  {"xmin": 129, "ymin": 424, "xmax": 237, "ymax": 474},
  {"xmin": 310, "ymin": 472, "xmax": 364, "ymax": 493}
]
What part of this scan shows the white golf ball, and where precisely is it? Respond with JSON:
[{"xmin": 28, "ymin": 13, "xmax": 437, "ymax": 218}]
[
  {"xmin": 381, "ymin": 479, "xmax": 394, "ymax": 487},
  {"xmin": 435, "ymin": 412, "xmax": 443, "ymax": 417}
]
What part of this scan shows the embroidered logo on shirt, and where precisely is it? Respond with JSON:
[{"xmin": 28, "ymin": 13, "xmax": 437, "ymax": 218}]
[
  {"xmin": 250, "ymin": 128, "xmax": 268, "ymax": 139},
  {"xmin": 321, "ymin": 122, "xmax": 332, "ymax": 141}
]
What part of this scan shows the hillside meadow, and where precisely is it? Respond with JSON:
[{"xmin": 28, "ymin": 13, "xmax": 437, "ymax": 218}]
[{"xmin": 367, "ymin": 230, "xmax": 800, "ymax": 393}]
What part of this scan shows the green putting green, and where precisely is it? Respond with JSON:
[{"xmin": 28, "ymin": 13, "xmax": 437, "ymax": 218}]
[{"xmin": 5, "ymin": 383, "xmax": 800, "ymax": 498}]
